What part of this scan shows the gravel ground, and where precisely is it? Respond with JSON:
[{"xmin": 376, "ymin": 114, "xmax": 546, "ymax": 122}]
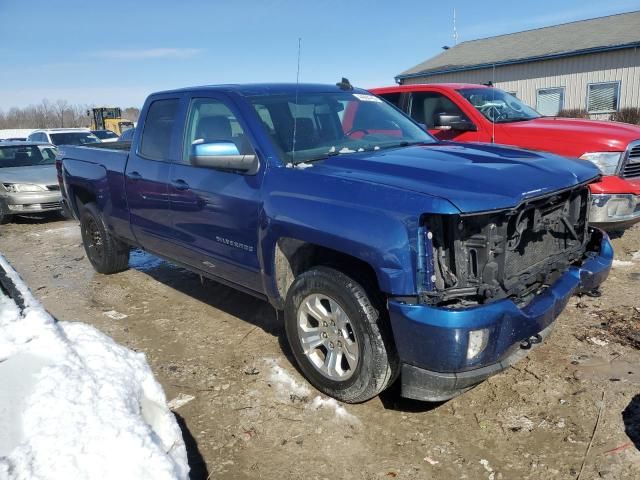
[{"xmin": 1, "ymin": 214, "xmax": 639, "ymax": 480}]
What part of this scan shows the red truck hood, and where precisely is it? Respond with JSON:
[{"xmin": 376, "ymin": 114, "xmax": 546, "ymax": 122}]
[{"xmin": 499, "ymin": 117, "xmax": 640, "ymax": 157}]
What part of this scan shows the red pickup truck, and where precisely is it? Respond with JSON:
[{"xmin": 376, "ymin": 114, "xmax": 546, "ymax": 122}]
[{"xmin": 370, "ymin": 84, "xmax": 640, "ymax": 230}]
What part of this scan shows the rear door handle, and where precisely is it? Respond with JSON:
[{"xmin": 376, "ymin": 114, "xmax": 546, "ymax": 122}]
[
  {"xmin": 127, "ymin": 171, "xmax": 142, "ymax": 181},
  {"xmin": 171, "ymin": 179, "xmax": 190, "ymax": 191}
]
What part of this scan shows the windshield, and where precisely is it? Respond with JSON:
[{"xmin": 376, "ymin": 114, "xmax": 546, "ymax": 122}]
[
  {"xmin": 458, "ymin": 88, "xmax": 541, "ymax": 123},
  {"xmin": 50, "ymin": 132, "xmax": 100, "ymax": 145},
  {"xmin": 0, "ymin": 145, "xmax": 57, "ymax": 168},
  {"xmin": 92, "ymin": 130, "xmax": 118, "ymax": 140},
  {"xmin": 248, "ymin": 91, "xmax": 435, "ymax": 164}
]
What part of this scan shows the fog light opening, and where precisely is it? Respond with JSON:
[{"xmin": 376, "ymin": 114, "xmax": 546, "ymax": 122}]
[{"xmin": 467, "ymin": 328, "xmax": 489, "ymax": 360}]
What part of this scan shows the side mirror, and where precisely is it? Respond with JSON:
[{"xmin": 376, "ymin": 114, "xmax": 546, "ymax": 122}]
[
  {"xmin": 435, "ymin": 114, "xmax": 477, "ymax": 132},
  {"xmin": 190, "ymin": 141, "xmax": 259, "ymax": 175}
]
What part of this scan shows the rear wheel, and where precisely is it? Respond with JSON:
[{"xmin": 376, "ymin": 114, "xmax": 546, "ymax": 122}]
[
  {"xmin": 284, "ymin": 266, "xmax": 398, "ymax": 403},
  {"xmin": 80, "ymin": 203, "xmax": 130, "ymax": 274}
]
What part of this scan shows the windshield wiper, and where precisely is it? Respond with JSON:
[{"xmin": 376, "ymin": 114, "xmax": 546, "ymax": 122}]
[
  {"xmin": 291, "ymin": 150, "xmax": 340, "ymax": 165},
  {"xmin": 291, "ymin": 141, "xmax": 427, "ymax": 165},
  {"xmin": 495, "ymin": 117, "xmax": 537, "ymax": 123}
]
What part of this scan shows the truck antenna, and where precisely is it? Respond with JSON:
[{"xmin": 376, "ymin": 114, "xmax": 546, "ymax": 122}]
[
  {"xmin": 291, "ymin": 37, "xmax": 302, "ymax": 163},
  {"xmin": 452, "ymin": 8, "xmax": 458, "ymax": 45}
]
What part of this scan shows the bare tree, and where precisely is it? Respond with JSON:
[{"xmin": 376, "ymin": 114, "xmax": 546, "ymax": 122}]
[
  {"xmin": 123, "ymin": 107, "xmax": 140, "ymax": 122},
  {"xmin": 0, "ymin": 101, "xmax": 136, "ymax": 129},
  {"xmin": 53, "ymin": 99, "xmax": 70, "ymax": 128}
]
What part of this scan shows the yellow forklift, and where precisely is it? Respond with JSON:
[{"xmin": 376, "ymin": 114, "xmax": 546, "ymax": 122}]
[{"xmin": 89, "ymin": 107, "xmax": 134, "ymax": 136}]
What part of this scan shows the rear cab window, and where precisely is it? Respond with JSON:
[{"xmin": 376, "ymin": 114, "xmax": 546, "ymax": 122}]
[
  {"xmin": 139, "ymin": 98, "xmax": 180, "ymax": 161},
  {"xmin": 377, "ymin": 92, "xmax": 402, "ymax": 107}
]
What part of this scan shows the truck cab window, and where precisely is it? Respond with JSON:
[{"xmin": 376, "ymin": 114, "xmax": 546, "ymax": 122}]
[
  {"xmin": 139, "ymin": 98, "xmax": 179, "ymax": 161},
  {"xmin": 410, "ymin": 92, "xmax": 470, "ymax": 129},
  {"xmin": 378, "ymin": 92, "xmax": 401, "ymax": 107},
  {"xmin": 183, "ymin": 98, "xmax": 253, "ymax": 162}
]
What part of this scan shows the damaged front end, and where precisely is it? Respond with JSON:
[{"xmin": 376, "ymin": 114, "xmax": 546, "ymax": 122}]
[
  {"xmin": 418, "ymin": 184, "xmax": 593, "ymax": 308},
  {"xmin": 389, "ymin": 183, "xmax": 613, "ymax": 401}
]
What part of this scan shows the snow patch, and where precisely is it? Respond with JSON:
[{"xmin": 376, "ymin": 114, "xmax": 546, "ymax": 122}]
[
  {"xmin": 265, "ymin": 359, "xmax": 358, "ymax": 423},
  {"xmin": 480, "ymin": 459, "xmax": 496, "ymax": 480},
  {"xmin": 167, "ymin": 393, "xmax": 195, "ymax": 411},
  {"xmin": 293, "ymin": 162, "xmax": 313, "ymax": 169},
  {"xmin": 266, "ymin": 358, "xmax": 309, "ymax": 398},
  {"xmin": 28, "ymin": 225, "xmax": 80, "ymax": 240},
  {"xmin": 632, "ymin": 251, "xmax": 640, "ymax": 261},
  {"xmin": 588, "ymin": 336, "xmax": 609, "ymax": 346},
  {"xmin": 0, "ymin": 255, "xmax": 189, "ymax": 480},
  {"xmin": 103, "ymin": 309, "xmax": 128, "ymax": 320},
  {"xmin": 612, "ymin": 259, "xmax": 634, "ymax": 268},
  {"xmin": 310, "ymin": 396, "xmax": 359, "ymax": 422}
]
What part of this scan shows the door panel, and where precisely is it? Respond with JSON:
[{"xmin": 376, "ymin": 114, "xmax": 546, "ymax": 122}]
[
  {"xmin": 168, "ymin": 95, "xmax": 264, "ymax": 292},
  {"xmin": 125, "ymin": 97, "xmax": 180, "ymax": 256}
]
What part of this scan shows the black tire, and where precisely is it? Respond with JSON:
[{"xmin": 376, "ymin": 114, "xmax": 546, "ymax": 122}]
[
  {"xmin": 284, "ymin": 266, "xmax": 398, "ymax": 403},
  {"xmin": 79, "ymin": 203, "xmax": 130, "ymax": 274}
]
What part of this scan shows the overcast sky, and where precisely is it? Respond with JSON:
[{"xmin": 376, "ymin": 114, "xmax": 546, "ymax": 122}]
[{"xmin": 1, "ymin": 0, "xmax": 638, "ymax": 109}]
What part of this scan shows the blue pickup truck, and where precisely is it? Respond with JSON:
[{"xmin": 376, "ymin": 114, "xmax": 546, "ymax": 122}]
[{"xmin": 56, "ymin": 82, "xmax": 613, "ymax": 403}]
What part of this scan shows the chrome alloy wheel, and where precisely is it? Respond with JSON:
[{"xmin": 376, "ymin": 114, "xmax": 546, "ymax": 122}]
[{"xmin": 296, "ymin": 293, "xmax": 359, "ymax": 380}]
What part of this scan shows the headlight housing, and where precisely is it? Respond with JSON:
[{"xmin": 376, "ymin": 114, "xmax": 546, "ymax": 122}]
[
  {"xmin": 2, "ymin": 183, "xmax": 46, "ymax": 193},
  {"xmin": 579, "ymin": 152, "xmax": 622, "ymax": 175}
]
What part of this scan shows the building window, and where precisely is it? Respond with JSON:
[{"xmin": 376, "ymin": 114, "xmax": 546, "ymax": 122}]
[
  {"xmin": 536, "ymin": 87, "xmax": 564, "ymax": 116},
  {"xmin": 587, "ymin": 82, "xmax": 620, "ymax": 114}
]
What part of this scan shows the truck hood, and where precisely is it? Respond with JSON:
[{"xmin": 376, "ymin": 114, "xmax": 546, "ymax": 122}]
[
  {"xmin": 500, "ymin": 117, "xmax": 640, "ymax": 155},
  {"xmin": 0, "ymin": 165, "xmax": 58, "ymax": 186},
  {"xmin": 308, "ymin": 143, "xmax": 600, "ymax": 213}
]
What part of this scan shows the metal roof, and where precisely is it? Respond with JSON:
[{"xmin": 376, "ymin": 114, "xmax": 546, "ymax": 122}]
[{"xmin": 397, "ymin": 11, "xmax": 640, "ymax": 81}]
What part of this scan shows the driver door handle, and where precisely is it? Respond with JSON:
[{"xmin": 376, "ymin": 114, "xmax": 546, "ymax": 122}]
[
  {"xmin": 171, "ymin": 179, "xmax": 190, "ymax": 191},
  {"xmin": 127, "ymin": 171, "xmax": 142, "ymax": 181}
]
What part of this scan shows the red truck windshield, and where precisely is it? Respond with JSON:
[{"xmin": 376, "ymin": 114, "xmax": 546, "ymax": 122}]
[
  {"xmin": 457, "ymin": 88, "xmax": 541, "ymax": 123},
  {"xmin": 249, "ymin": 91, "xmax": 434, "ymax": 164}
]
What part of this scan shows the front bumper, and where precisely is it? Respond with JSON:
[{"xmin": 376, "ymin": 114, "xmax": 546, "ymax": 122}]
[
  {"xmin": 1, "ymin": 191, "xmax": 62, "ymax": 213},
  {"xmin": 590, "ymin": 193, "xmax": 640, "ymax": 229},
  {"xmin": 388, "ymin": 229, "xmax": 613, "ymax": 401}
]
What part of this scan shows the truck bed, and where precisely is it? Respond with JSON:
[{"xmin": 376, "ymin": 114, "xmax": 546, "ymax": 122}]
[
  {"xmin": 58, "ymin": 143, "xmax": 130, "ymax": 172},
  {"xmin": 57, "ymin": 142, "xmax": 133, "ymax": 242}
]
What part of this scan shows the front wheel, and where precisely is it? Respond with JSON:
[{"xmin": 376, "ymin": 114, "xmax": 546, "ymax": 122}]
[
  {"xmin": 284, "ymin": 266, "xmax": 398, "ymax": 403},
  {"xmin": 80, "ymin": 203, "xmax": 130, "ymax": 274}
]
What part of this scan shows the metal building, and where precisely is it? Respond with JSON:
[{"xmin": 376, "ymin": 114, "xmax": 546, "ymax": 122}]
[{"xmin": 396, "ymin": 11, "xmax": 640, "ymax": 119}]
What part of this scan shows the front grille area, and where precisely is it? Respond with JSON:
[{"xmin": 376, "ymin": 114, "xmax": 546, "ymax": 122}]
[
  {"xmin": 40, "ymin": 202, "xmax": 61, "ymax": 209},
  {"xmin": 622, "ymin": 141, "xmax": 640, "ymax": 179},
  {"xmin": 422, "ymin": 186, "xmax": 590, "ymax": 307},
  {"xmin": 503, "ymin": 189, "xmax": 588, "ymax": 279}
]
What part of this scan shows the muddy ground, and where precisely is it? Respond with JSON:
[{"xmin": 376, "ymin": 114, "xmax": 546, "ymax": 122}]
[{"xmin": 1, "ymin": 215, "xmax": 639, "ymax": 480}]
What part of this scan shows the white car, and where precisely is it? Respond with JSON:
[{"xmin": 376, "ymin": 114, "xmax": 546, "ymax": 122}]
[
  {"xmin": 27, "ymin": 128, "xmax": 100, "ymax": 146},
  {"xmin": 91, "ymin": 130, "xmax": 120, "ymax": 143}
]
